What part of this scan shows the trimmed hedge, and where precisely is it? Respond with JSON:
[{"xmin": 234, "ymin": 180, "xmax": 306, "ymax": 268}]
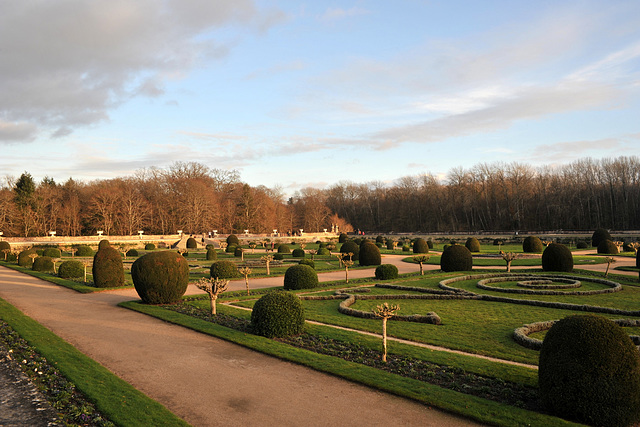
[
  {"xmin": 340, "ymin": 240, "xmax": 360, "ymax": 261},
  {"xmin": 440, "ymin": 245, "xmax": 472, "ymax": 272},
  {"xmin": 209, "ymin": 260, "xmax": 239, "ymax": 279},
  {"xmin": 597, "ymin": 239, "xmax": 619, "ymax": 255},
  {"xmin": 359, "ymin": 242, "xmax": 381, "ymax": 266},
  {"xmin": 43, "ymin": 247, "xmax": 61, "ymax": 258},
  {"xmin": 277, "ymin": 244, "xmax": 291, "ymax": 254},
  {"xmin": 413, "ymin": 238, "xmax": 429, "ymax": 254},
  {"xmin": 226, "ymin": 234, "xmax": 240, "ymax": 246},
  {"xmin": 234, "ymin": 246, "xmax": 243, "ymax": 257},
  {"xmin": 542, "ymin": 243, "xmax": 573, "ymax": 272},
  {"xmin": 375, "ymin": 264, "xmax": 398, "ymax": 280},
  {"xmin": 298, "ymin": 258, "xmax": 315, "ymax": 269},
  {"xmin": 292, "ymin": 248, "xmax": 306, "ymax": 258},
  {"xmin": 32, "ymin": 256, "xmax": 54, "ymax": 272},
  {"xmin": 317, "ymin": 248, "xmax": 331, "ymax": 256},
  {"xmin": 251, "ymin": 291, "xmax": 305, "ymax": 338},
  {"xmin": 0, "ymin": 241, "xmax": 10, "ymax": 251},
  {"xmin": 283, "ymin": 264, "xmax": 318, "ymax": 290},
  {"xmin": 522, "ymin": 236, "xmax": 543, "ymax": 253},
  {"xmin": 464, "ymin": 237, "xmax": 481, "ymax": 253},
  {"xmin": 186, "ymin": 237, "xmax": 198, "ymax": 249},
  {"xmin": 75, "ymin": 245, "xmax": 93, "ymax": 257},
  {"xmin": 18, "ymin": 248, "xmax": 38, "ymax": 267},
  {"xmin": 592, "ymin": 228, "xmax": 612, "ymax": 247},
  {"xmin": 126, "ymin": 249, "xmax": 139, "ymax": 257},
  {"xmin": 206, "ymin": 249, "xmax": 218, "ymax": 261},
  {"xmin": 131, "ymin": 251, "xmax": 190, "ymax": 304},
  {"xmin": 145, "ymin": 243, "xmax": 156, "ymax": 250},
  {"xmin": 92, "ymin": 247, "xmax": 125, "ymax": 288},
  {"xmin": 58, "ymin": 260, "xmax": 85, "ymax": 279},
  {"xmin": 98, "ymin": 239, "xmax": 110, "ymax": 250},
  {"xmin": 338, "ymin": 233, "xmax": 348, "ymax": 243}
]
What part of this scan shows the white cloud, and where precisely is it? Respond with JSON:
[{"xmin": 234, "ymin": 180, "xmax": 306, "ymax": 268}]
[{"xmin": 319, "ymin": 7, "xmax": 370, "ymax": 23}]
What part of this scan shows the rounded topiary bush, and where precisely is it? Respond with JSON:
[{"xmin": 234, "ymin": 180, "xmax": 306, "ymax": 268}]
[
  {"xmin": 210, "ymin": 260, "xmax": 239, "ymax": 279},
  {"xmin": 58, "ymin": 260, "xmax": 85, "ymax": 278},
  {"xmin": 623, "ymin": 243, "xmax": 635, "ymax": 253},
  {"xmin": 145, "ymin": 243, "xmax": 156, "ymax": 250},
  {"xmin": 226, "ymin": 234, "xmax": 240, "ymax": 246},
  {"xmin": 92, "ymin": 246, "xmax": 124, "ymax": 288},
  {"xmin": 359, "ymin": 242, "xmax": 381, "ymax": 266},
  {"xmin": 375, "ymin": 264, "xmax": 398, "ymax": 280},
  {"xmin": 126, "ymin": 249, "xmax": 139, "ymax": 257},
  {"xmin": 317, "ymin": 248, "xmax": 330, "ymax": 256},
  {"xmin": 542, "ymin": 243, "xmax": 574, "ymax": 272},
  {"xmin": 292, "ymin": 248, "xmax": 306, "ymax": 258},
  {"xmin": 576, "ymin": 241, "xmax": 588, "ymax": 249},
  {"xmin": 32, "ymin": 256, "xmax": 54, "ymax": 272},
  {"xmin": 402, "ymin": 245, "xmax": 410, "ymax": 252},
  {"xmin": 283, "ymin": 264, "xmax": 318, "ymax": 290},
  {"xmin": 131, "ymin": 251, "xmax": 189, "ymax": 304},
  {"xmin": 465, "ymin": 237, "xmax": 481, "ymax": 253},
  {"xmin": 98, "ymin": 239, "xmax": 110, "ymax": 250},
  {"xmin": 413, "ymin": 238, "xmax": 429, "ymax": 254},
  {"xmin": 0, "ymin": 241, "xmax": 10, "ymax": 252},
  {"xmin": 226, "ymin": 244, "xmax": 236, "ymax": 253},
  {"xmin": 339, "ymin": 240, "xmax": 359, "ymax": 261},
  {"xmin": 522, "ymin": 236, "xmax": 543, "ymax": 253},
  {"xmin": 427, "ymin": 240, "xmax": 434, "ymax": 249},
  {"xmin": 75, "ymin": 245, "xmax": 93, "ymax": 257},
  {"xmin": 251, "ymin": 291, "xmax": 305, "ymax": 338},
  {"xmin": 186, "ymin": 237, "xmax": 198, "ymax": 249},
  {"xmin": 592, "ymin": 228, "xmax": 612, "ymax": 247},
  {"xmin": 43, "ymin": 247, "xmax": 61, "ymax": 258},
  {"xmin": 273, "ymin": 253, "xmax": 284, "ymax": 261},
  {"xmin": 206, "ymin": 248, "xmax": 218, "ymax": 261},
  {"xmin": 440, "ymin": 245, "xmax": 473, "ymax": 272},
  {"xmin": 234, "ymin": 246, "xmax": 244, "ymax": 257},
  {"xmin": 539, "ymin": 315, "xmax": 640, "ymax": 427},
  {"xmin": 376, "ymin": 235, "xmax": 385, "ymax": 244},
  {"xmin": 386, "ymin": 240, "xmax": 396, "ymax": 250},
  {"xmin": 18, "ymin": 248, "xmax": 38, "ymax": 267},
  {"xmin": 597, "ymin": 239, "xmax": 619, "ymax": 255},
  {"xmin": 298, "ymin": 258, "xmax": 315, "ymax": 269},
  {"xmin": 277, "ymin": 244, "xmax": 291, "ymax": 254},
  {"xmin": 338, "ymin": 233, "xmax": 348, "ymax": 243}
]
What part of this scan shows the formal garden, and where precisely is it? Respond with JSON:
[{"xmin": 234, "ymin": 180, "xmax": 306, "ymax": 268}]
[{"xmin": 2, "ymin": 230, "xmax": 640, "ymax": 426}]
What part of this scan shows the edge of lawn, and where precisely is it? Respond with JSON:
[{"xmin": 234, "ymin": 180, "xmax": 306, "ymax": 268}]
[
  {"xmin": 0, "ymin": 297, "xmax": 190, "ymax": 427},
  {"xmin": 120, "ymin": 299, "xmax": 583, "ymax": 427}
]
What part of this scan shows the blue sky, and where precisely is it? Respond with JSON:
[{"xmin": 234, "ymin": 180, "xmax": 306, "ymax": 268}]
[{"xmin": 1, "ymin": 1, "xmax": 639, "ymax": 194}]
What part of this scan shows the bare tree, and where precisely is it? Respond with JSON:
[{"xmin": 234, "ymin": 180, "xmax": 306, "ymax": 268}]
[
  {"xmin": 372, "ymin": 302, "xmax": 400, "ymax": 362},
  {"xmin": 195, "ymin": 277, "xmax": 229, "ymax": 315}
]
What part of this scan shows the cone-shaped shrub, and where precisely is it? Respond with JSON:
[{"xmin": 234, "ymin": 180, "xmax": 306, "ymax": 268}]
[
  {"xmin": 186, "ymin": 237, "xmax": 197, "ymax": 249},
  {"xmin": 277, "ymin": 244, "xmax": 291, "ymax": 254},
  {"xmin": 338, "ymin": 233, "xmax": 348, "ymax": 243},
  {"xmin": 283, "ymin": 264, "xmax": 318, "ymax": 290},
  {"xmin": 542, "ymin": 243, "xmax": 573, "ymax": 272},
  {"xmin": 539, "ymin": 315, "xmax": 640, "ymax": 427},
  {"xmin": 132, "ymin": 251, "xmax": 189, "ymax": 304},
  {"xmin": 98, "ymin": 239, "xmax": 110, "ymax": 250},
  {"xmin": 440, "ymin": 245, "xmax": 472, "ymax": 272},
  {"xmin": 592, "ymin": 228, "xmax": 612, "ymax": 247},
  {"xmin": 210, "ymin": 260, "xmax": 239, "ymax": 279},
  {"xmin": 226, "ymin": 234, "xmax": 240, "ymax": 246},
  {"xmin": 597, "ymin": 239, "xmax": 619, "ymax": 255},
  {"xmin": 375, "ymin": 264, "xmax": 398, "ymax": 280},
  {"xmin": 413, "ymin": 238, "xmax": 429, "ymax": 254},
  {"xmin": 340, "ymin": 240, "xmax": 360, "ymax": 261},
  {"xmin": 522, "ymin": 236, "xmax": 543, "ymax": 253},
  {"xmin": 18, "ymin": 248, "xmax": 38, "ymax": 267},
  {"xmin": 75, "ymin": 245, "xmax": 93, "ymax": 257},
  {"xmin": 206, "ymin": 248, "xmax": 217, "ymax": 261},
  {"xmin": 251, "ymin": 291, "xmax": 305, "ymax": 338},
  {"xmin": 32, "ymin": 256, "xmax": 54, "ymax": 272},
  {"xmin": 359, "ymin": 242, "xmax": 381, "ymax": 266},
  {"xmin": 298, "ymin": 258, "xmax": 315, "ymax": 269},
  {"xmin": 465, "ymin": 237, "xmax": 481, "ymax": 253},
  {"xmin": 58, "ymin": 260, "xmax": 84, "ymax": 278},
  {"xmin": 292, "ymin": 248, "xmax": 306, "ymax": 258},
  {"xmin": 92, "ymin": 246, "xmax": 124, "ymax": 288},
  {"xmin": 145, "ymin": 243, "xmax": 156, "ymax": 250},
  {"xmin": 43, "ymin": 248, "xmax": 61, "ymax": 258}
]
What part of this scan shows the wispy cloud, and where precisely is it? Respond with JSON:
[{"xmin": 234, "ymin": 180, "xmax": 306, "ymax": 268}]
[{"xmin": 319, "ymin": 6, "xmax": 371, "ymax": 23}]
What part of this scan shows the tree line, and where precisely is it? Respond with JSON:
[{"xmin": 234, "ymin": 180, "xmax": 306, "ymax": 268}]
[{"xmin": 0, "ymin": 157, "xmax": 638, "ymax": 237}]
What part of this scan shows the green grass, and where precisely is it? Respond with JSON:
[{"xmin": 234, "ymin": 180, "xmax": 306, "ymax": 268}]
[{"xmin": 0, "ymin": 297, "xmax": 189, "ymax": 427}]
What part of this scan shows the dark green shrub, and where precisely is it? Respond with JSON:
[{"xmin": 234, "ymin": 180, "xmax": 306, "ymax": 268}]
[
  {"xmin": 292, "ymin": 248, "xmax": 305, "ymax": 258},
  {"xmin": 465, "ymin": 237, "xmax": 481, "ymax": 253},
  {"xmin": 427, "ymin": 240, "xmax": 434, "ymax": 249},
  {"xmin": 32, "ymin": 256, "xmax": 54, "ymax": 272},
  {"xmin": 251, "ymin": 291, "xmax": 305, "ymax": 338},
  {"xmin": 205, "ymin": 244, "xmax": 214, "ymax": 250},
  {"xmin": 386, "ymin": 240, "xmax": 396, "ymax": 250},
  {"xmin": 5, "ymin": 253, "xmax": 16, "ymax": 262},
  {"xmin": 283, "ymin": 264, "xmax": 318, "ymax": 290},
  {"xmin": 359, "ymin": 242, "xmax": 381, "ymax": 266},
  {"xmin": 226, "ymin": 234, "xmax": 240, "ymax": 246},
  {"xmin": 209, "ymin": 260, "xmax": 239, "ymax": 279},
  {"xmin": 206, "ymin": 248, "xmax": 218, "ymax": 261},
  {"xmin": 58, "ymin": 260, "xmax": 85, "ymax": 279},
  {"xmin": 186, "ymin": 237, "xmax": 197, "ymax": 249},
  {"xmin": 273, "ymin": 243, "xmax": 281, "ymax": 251},
  {"xmin": 277, "ymin": 244, "xmax": 291, "ymax": 254},
  {"xmin": 35, "ymin": 249, "xmax": 44, "ymax": 256},
  {"xmin": 43, "ymin": 247, "xmax": 61, "ymax": 258},
  {"xmin": 523, "ymin": 236, "xmax": 543, "ymax": 253},
  {"xmin": 576, "ymin": 241, "xmax": 588, "ymax": 249},
  {"xmin": 181, "ymin": 251, "xmax": 189, "ymax": 257},
  {"xmin": 542, "ymin": 243, "xmax": 573, "ymax": 272},
  {"xmin": 339, "ymin": 240, "xmax": 359, "ymax": 261},
  {"xmin": 338, "ymin": 233, "xmax": 348, "ymax": 243},
  {"xmin": 126, "ymin": 249, "xmax": 139, "ymax": 257},
  {"xmin": 440, "ymin": 245, "xmax": 472, "ymax": 272},
  {"xmin": 298, "ymin": 258, "xmax": 315, "ymax": 269},
  {"xmin": 413, "ymin": 238, "xmax": 429, "ymax": 254},
  {"xmin": 317, "ymin": 248, "xmax": 330, "ymax": 256},
  {"xmin": 75, "ymin": 245, "xmax": 93, "ymax": 257},
  {"xmin": 592, "ymin": 228, "xmax": 612, "ymax": 247},
  {"xmin": 493, "ymin": 239, "xmax": 503, "ymax": 246},
  {"xmin": 226, "ymin": 244, "xmax": 236, "ymax": 253},
  {"xmin": 145, "ymin": 243, "xmax": 156, "ymax": 250},
  {"xmin": 375, "ymin": 242, "xmax": 383, "ymax": 248},
  {"xmin": 623, "ymin": 243, "xmax": 635, "ymax": 253},
  {"xmin": 18, "ymin": 248, "xmax": 37, "ymax": 267},
  {"xmin": 402, "ymin": 245, "xmax": 410, "ymax": 252},
  {"xmin": 98, "ymin": 239, "xmax": 110, "ymax": 250},
  {"xmin": 597, "ymin": 239, "xmax": 619, "ymax": 255},
  {"xmin": 92, "ymin": 247, "xmax": 124, "ymax": 288},
  {"xmin": 539, "ymin": 315, "xmax": 640, "ymax": 427},
  {"xmin": 0, "ymin": 241, "xmax": 10, "ymax": 251},
  {"xmin": 274, "ymin": 253, "xmax": 284, "ymax": 261},
  {"xmin": 234, "ymin": 246, "xmax": 244, "ymax": 257},
  {"xmin": 318, "ymin": 242, "xmax": 327, "ymax": 248},
  {"xmin": 131, "ymin": 251, "xmax": 189, "ymax": 304},
  {"xmin": 375, "ymin": 264, "xmax": 398, "ymax": 280},
  {"xmin": 376, "ymin": 235, "xmax": 385, "ymax": 244}
]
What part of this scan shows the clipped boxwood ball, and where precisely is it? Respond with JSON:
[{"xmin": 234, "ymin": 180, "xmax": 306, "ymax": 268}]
[
  {"xmin": 427, "ymin": 240, "xmax": 434, "ymax": 249},
  {"xmin": 210, "ymin": 260, "xmax": 239, "ymax": 279},
  {"xmin": 32, "ymin": 256, "xmax": 54, "ymax": 272},
  {"xmin": 375, "ymin": 264, "xmax": 398, "ymax": 280},
  {"xmin": 145, "ymin": 243, "xmax": 156, "ymax": 250},
  {"xmin": 283, "ymin": 264, "xmax": 318, "ymax": 290},
  {"xmin": 465, "ymin": 237, "xmax": 481, "ymax": 253},
  {"xmin": 539, "ymin": 315, "xmax": 640, "ymax": 427},
  {"xmin": 274, "ymin": 253, "xmax": 284, "ymax": 261},
  {"xmin": 440, "ymin": 245, "xmax": 473, "ymax": 272},
  {"xmin": 592, "ymin": 228, "xmax": 612, "ymax": 247},
  {"xmin": 43, "ymin": 247, "xmax": 61, "ymax": 258},
  {"xmin": 359, "ymin": 242, "xmax": 381, "ymax": 266},
  {"xmin": 206, "ymin": 248, "xmax": 218, "ymax": 261},
  {"xmin": 413, "ymin": 238, "xmax": 430, "ymax": 254},
  {"xmin": 226, "ymin": 244, "xmax": 236, "ymax": 253},
  {"xmin": 340, "ymin": 240, "xmax": 359, "ymax": 261},
  {"xmin": 317, "ymin": 248, "xmax": 330, "ymax": 256},
  {"xmin": 58, "ymin": 260, "xmax": 85, "ymax": 278},
  {"xmin": 226, "ymin": 234, "xmax": 240, "ymax": 246},
  {"xmin": 542, "ymin": 243, "xmax": 573, "ymax": 272},
  {"xmin": 386, "ymin": 240, "xmax": 396, "ymax": 250},
  {"xmin": 522, "ymin": 236, "xmax": 543, "ymax": 253},
  {"xmin": 186, "ymin": 237, "xmax": 198, "ymax": 249},
  {"xmin": 0, "ymin": 241, "xmax": 10, "ymax": 251},
  {"xmin": 277, "ymin": 244, "xmax": 291, "ymax": 254},
  {"xmin": 98, "ymin": 239, "xmax": 110, "ymax": 250},
  {"xmin": 597, "ymin": 239, "xmax": 619, "ymax": 255},
  {"xmin": 338, "ymin": 233, "xmax": 348, "ymax": 243},
  {"xmin": 576, "ymin": 241, "xmax": 588, "ymax": 249},
  {"xmin": 126, "ymin": 248, "xmax": 139, "ymax": 257},
  {"xmin": 402, "ymin": 245, "xmax": 410, "ymax": 252},
  {"xmin": 298, "ymin": 258, "xmax": 315, "ymax": 269},
  {"xmin": 75, "ymin": 245, "xmax": 93, "ymax": 257},
  {"xmin": 292, "ymin": 248, "xmax": 305, "ymax": 258},
  {"xmin": 234, "ymin": 246, "xmax": 244, "ymax": 257},
  {"xmin": 18, "ymin": 248, "xmax": 38, "ymax": 267},
  {"xmin": 251, "ymin": 291, "xmax": 305, "ymax": 338},
  {"xmin": 132, "ymin": 251, "xmax": 189, "ymax": 304},
  {"xmin": 92, "ymin": 247, "xmax": 124, "ymax": 288}
]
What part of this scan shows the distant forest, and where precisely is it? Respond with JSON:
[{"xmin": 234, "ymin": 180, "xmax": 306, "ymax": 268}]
[{"xmin": 1, "ymin": 156, "xmax": 638, "ymax": 237}]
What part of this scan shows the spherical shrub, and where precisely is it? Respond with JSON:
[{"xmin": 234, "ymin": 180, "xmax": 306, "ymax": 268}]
[
  {"xmin": 98, "ymin": 239, "xmax": 110, "ymax": 250},
  {"xmin": 523, "ymin": 236, "xmax": 544, "ymax": 253},
  {"xmin": 58, "ymin": 260, "xmax": 85, "ymax": 278},
  {"xmin": 92, "ymin": 246, "xmax": 124, "ymax": 288},
  {"xmin": 376, "ymin": 235, "xmax": 385, "ymax": 244},
  {"xmin": 18, "ymin": 248, "xmax": 37, "ymax": 267},
  {"xmin": 597, "ymin": 239, "xmax": 619, "ymax": 255},
  {"xmin": 375, "ymin": 264, "xmax": 398, "ymax": 280},
  {"xmin": 542, "ymin": 243, "xmax": 573, "ymax": 272},
  {"xmin": 440, "ymin": 245, "xmax": 473, "ymax": 272},
  {"xmin": 210, "ymin": 260, "xmax": 239, "ymax": 279},
  {"xmin": 386, "ymin": 240, "xmax": 396, "ymax": 250},
  {"xmin": 298, "ymin": 258, "xmax": 315, "ymax": 269},
  {"xmin": 292, "ymin": 248, "xmax": 306, "ymax": 258},
  {"xmin": 402, "ymin": 245, "xmax": 410, "ymax": 252},
  {"xmin": 206, "ymin": 248, "xmax": 218, "ymax": 261},
  {"xmin": 623, "ymin": 243, "xmax": 635, "ymax": 253},
  {"xmin": 126, "ymin": 249, "xmax": 139, "ymax": 257},
  {"xmin": 427, "ymin": 240, "xmax": 434, "ymax": 249},
  {"xmin": 592, "ymin": 228, "xmax": 612, "ymax": 247},
  {"xmin": 145, "ymin": 243, "xmax": 156, "ymax": 250},
  {"xmin": 359, "ymin": 242, "xmax": 381, "ymax": 266},
  {"xmin": 338, "ymin": 233, "xmax": 348, "ymax": 243},
  {"xmin": 273, "ymin": 253, "xmax": 284, "ymax": 261},
  {"xmin": 576, "ymin": 241, "xmax": 588, "ymax": 249},
  {"xmin": 465, "ymin": 237, "xmax": 481, "ymax": 253},
  {"xmin": 317, "ymin": 248, "xmax": 330, "ymax": 256},
  {"xmin": 75, "ymin": 245, "xmax": 93, "ymax": 257},
  {"xmin": 251, "ymin": 291, "xmax": 305, "ymax": 338},
  {"xmin": 539, "ymin": 315, "xmax": 640, "ymax": 427},
  {"xmin": 132, "ymin": 251, "xmax": 189, "ymax": 304},
  {"xmin": 277, "ymin": 244, "xmax": 291, "ymax": 254},
  {"xmin": 339, "ymin": 240, "xmax": 359, "ymax": 261},
  {"xmin": 234, "ymin": 246, "xmax": 244, "ymax": 257},
  {"xmin": 43, "ymin": 247, "xmax": 61, "ymax": 258},
  {"xmin": 226, "ymin": 244, "xmax": 236, "ymax": 253},
  {"xmin": 0, "ymin": 241, "xmax": 10, "ymax": 251},
  {"xmin": 186, "ymin": 237, "xmax": 197, "ymax": 249},
  {"xmin": 226, "ymin": 234, "xmax": 240, "ymax": 246},
  {"xmin": 32, "ymin": 256, "xmax": 54, "ymax": 272},
  {"xmin": 413, "ymin": 238, "xmax": 429, "ymax": 254},
  {"xmin": 283, "ymin": 264, "xmax": 318, "ymax": 290}
]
